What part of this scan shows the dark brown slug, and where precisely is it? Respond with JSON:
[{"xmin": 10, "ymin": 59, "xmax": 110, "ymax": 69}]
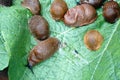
[
  {"xmin": 64, "ymin": 4, "xmax": 97, "ymax": 27},
  {"xmin": 21, "ymin": 0, "xmax": 41, "ymax": 15},
  {"xmin": 84, "ymin": 30, "xmax": 103, "ymax": 51},
  {"xmin": 0, "ymin": 0, "xmax": 12, "ymax": 6},
  {"xmin": 103, "ymin": 1, "xmax": 120, "ymax": 23},
  {"xmin": 27, "ymin": 37, "xmax": 59, "ymax": 72},
  {"xmin": 28, "ymin": 15, "xmax": 49, "ymax": 40},
  {"xmin": 50, "ymin": 0, "xmax": 68, "ymax": 20},
  {"xmin": 80, "ymin": 0, "xmax": 105, "ymax": 8}
]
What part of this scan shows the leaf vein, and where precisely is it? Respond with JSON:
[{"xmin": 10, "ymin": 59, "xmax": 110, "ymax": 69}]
[{"xmin": 90, "ymin": 21, "xmax": 120, "ymax": 80}]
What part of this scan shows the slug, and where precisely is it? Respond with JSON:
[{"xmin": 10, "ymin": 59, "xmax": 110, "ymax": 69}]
[
  {"xmin": 27, "ymin": 37, "xmax": 60, "ymax": 72},
  {"xmin": 28, "ymin": 15, "xmax": 49, "ymax": 40},
  {"xmin": 50, "ymin": 0, "xmax": 68, "ymax": 20},
  {"xmin": 84, "ymin": 30, "xmax": 103, "ymax": 51},
  {"xmin": 21, "ymin": 0, "xmax": 41, "ymax": 15},
  {"xmin": 64, "ymin": 4, "xmax": 97, "ymax": 27},
  {"xmin": 103, "ymin": 0, "xmax": 120, "ymax": 23},
  {"xmin": 80, "ymin": 0, "xmax": 105, "ymax": 8},
  {"xmin": 0, "ymin": 0, "xmax": 12, "ymax": 6}
]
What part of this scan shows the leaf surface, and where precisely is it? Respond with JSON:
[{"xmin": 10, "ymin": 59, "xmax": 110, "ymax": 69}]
[{"xmin": 0, "ymin": 0, "xmax": 120, "ymax": 80}]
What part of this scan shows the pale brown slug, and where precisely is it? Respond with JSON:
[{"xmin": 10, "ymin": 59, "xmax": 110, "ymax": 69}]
[
  {"xmin": 50, "ymin": 0, "xmax": 68, "ymax": 20},
  {"xmin": 84, "ymin": 30, "xmax": 103, "ymax": 50},
  {"xmin": 64, "ymin": 4, "xmax": 97, "ymax": 27},
  {"xmin": 28, "ymin": 15, "xmax": 49, "ymax": 40},
  {"xmin": 26, "ymin": 37, "xmax": 60, "ymax": 73},
  {"xmin": 21, "ymin": 0, "xmax": 41, "ymax": 15}
]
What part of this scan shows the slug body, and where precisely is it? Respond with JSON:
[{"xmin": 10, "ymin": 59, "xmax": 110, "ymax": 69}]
[
  {"xmin": 84, "ymin": 30, "xmax": 103, "ymax": 50},
  {"xmin": 28, "ymin": 37, "xmax": 60, "ymax": 67},
  {"xmin": 21, "ymin": 0, "xmax": 41, "ymax": 15},
  {"xmin": 103, "ymin": 1, "xmax": 120, "ymax": 23},
  {"xmin": 64, "ymin": 4, "xmax": 97, "ymax": 27},
  {"xmin": 50, "ymin": 0, "xmax": 68, "ymax": 20},
  {"xmin": 80, "ymin": 0, "xmax": 105, "ymax": 8},
  {"xmin": 0, "ymin": 0, "xmax": 12, "ymax": 6},
  {"xmin": 28, "ymin": 15, "xmax": 49, "ymax": 40}
]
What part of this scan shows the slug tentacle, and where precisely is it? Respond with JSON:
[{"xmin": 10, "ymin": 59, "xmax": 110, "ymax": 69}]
[{"xmin": 26, "ymin": 61, "xmax": 34, "ymax": 74}]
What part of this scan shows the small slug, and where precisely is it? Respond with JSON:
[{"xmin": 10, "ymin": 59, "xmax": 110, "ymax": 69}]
[
  {"xmin": 0, "ymin": 0, "xmax": 12, "ymax": 6},
  {"xmin": 50, "ymin": 0, "xmax": 68, "ymax": 20},
  {"xmin": 27, "ymin": 37, "xmax": 60, "ymax": 72},
  {"xmin": 28, "ymin": 15, "xmax": 49, "ymax": 40},
  {"xmin": 64, "ymin": 4, "xmax": 97, "ymax": 27},
  {"xmin": 103, "ymin": 1, "xmax": 120, "ymax": 23},
  {"xmin": 21, "ymin": 0, "xmax": 41, "ymax": 15},
  {"xmin": 80, "ymin": 0, "xmax": 105, "ymax": 8},
  {"xmin": 84, "ymin": 30, "xmax": 103, "ymax": 50}
]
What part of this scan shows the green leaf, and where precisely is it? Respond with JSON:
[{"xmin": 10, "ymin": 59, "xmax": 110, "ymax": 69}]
[
  {"xmin": 0, "ymin": 0, "xmax": 120, "ymax": 80},
  {"xmin": 13, "ymin": 0, "xmax": 23, "ymax": 6},
  {"xmin": 0, "ymin": 29, "xmax": 9, "ymax": 70},
  {"xmin": 0, "ymin": 6, "xmax": 34, "ymax": 70}
]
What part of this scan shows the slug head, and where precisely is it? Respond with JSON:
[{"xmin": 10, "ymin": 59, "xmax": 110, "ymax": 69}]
[{"xmin": 26, "ymin": 61, "xmax": 34, "ymax": 74}]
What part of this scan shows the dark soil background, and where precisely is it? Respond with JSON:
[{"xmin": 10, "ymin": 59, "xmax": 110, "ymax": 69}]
[{"xmin": 0, "ymin": 68, "xmax": 8, "ymax": 80}]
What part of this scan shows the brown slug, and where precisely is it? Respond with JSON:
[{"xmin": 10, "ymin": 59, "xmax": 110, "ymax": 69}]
[
  {"xmin": 103, "ymin": 1, "xmax": 120, "ymax": 23},
  {"xmin": 28, "ymin": 15, "xmax": 49, "ymax": 40},
  {"xmin": 21, "ymin": 0, "xmax": 41, "ymax": 15},
  {"xmin": 50, "ymin": 0, "xmax": 68, "ymax": 20},
  {"xmin": 0, "ymin": 0, "xmax": 12, "ymax": 6},
  {"xmin": 27, "ymin": 37, "xmax": 60, "ymax": 72},
  {"xmin": 64, "ymin": 4, "xmax": 97, "ymax": 27},
  {"xmin": 84, "ymin": 30, "xmax": 103, "ymax": 51},
  {"xmin": 80, "ymin": 0, "xmax": 105, "ymax": 8}
]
